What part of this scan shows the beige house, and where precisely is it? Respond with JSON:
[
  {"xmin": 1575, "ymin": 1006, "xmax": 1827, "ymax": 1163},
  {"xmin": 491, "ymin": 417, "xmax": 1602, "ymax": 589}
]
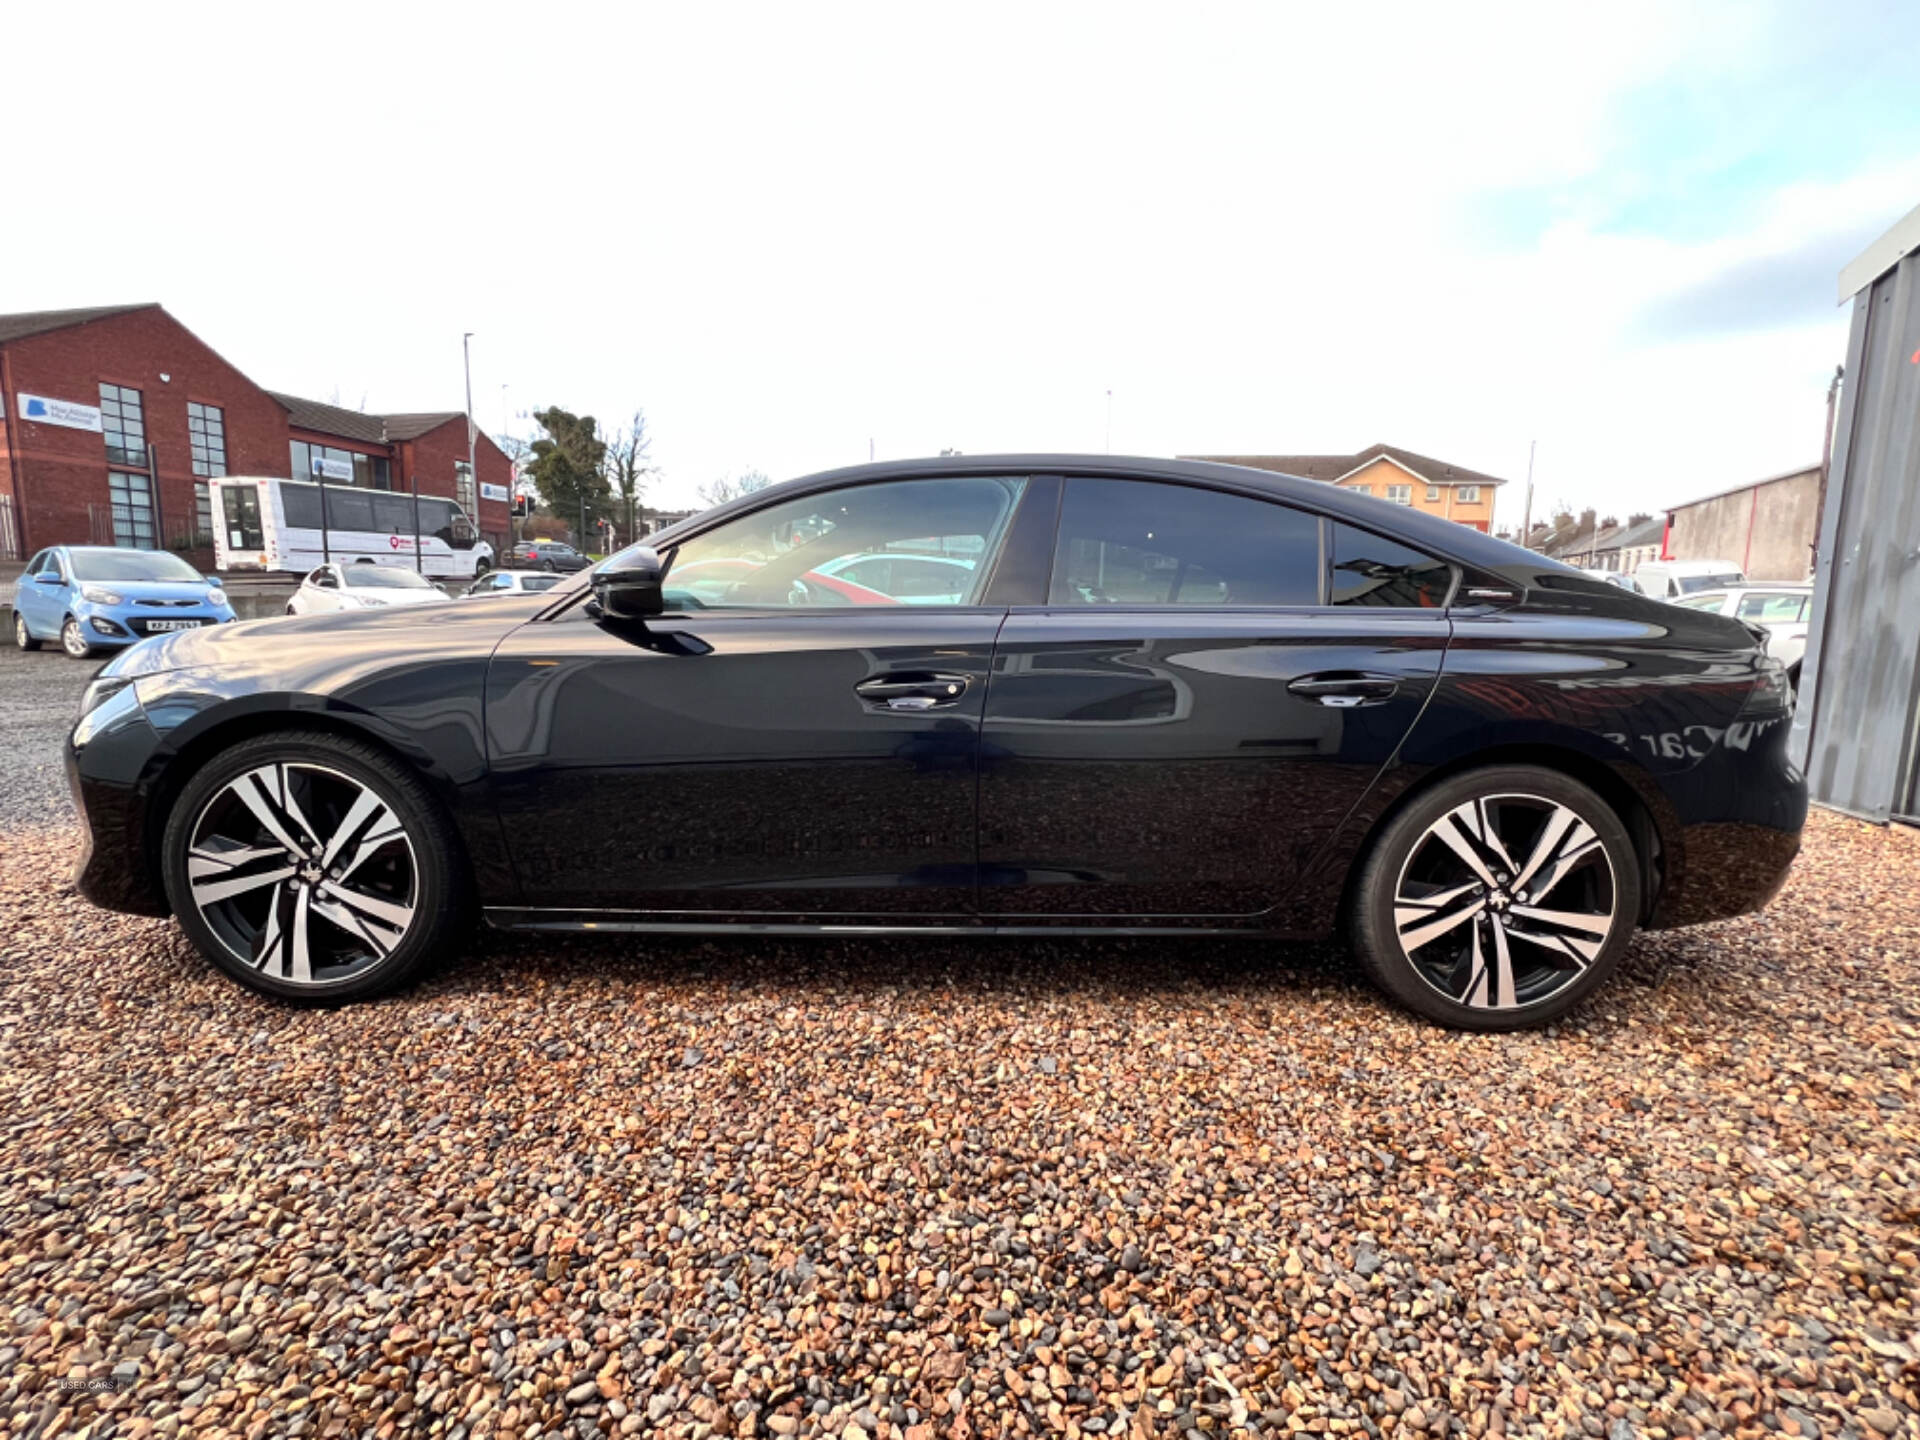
[{"xmin": 1188, "ymin": 444, "xmax": 1506, "ymax": 531}]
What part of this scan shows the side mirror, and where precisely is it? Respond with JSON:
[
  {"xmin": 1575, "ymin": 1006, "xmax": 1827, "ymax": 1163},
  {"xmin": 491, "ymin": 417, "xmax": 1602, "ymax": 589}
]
[{"xmin": 592, "ymin": 547, "xmax": 666, "ymax": 620}]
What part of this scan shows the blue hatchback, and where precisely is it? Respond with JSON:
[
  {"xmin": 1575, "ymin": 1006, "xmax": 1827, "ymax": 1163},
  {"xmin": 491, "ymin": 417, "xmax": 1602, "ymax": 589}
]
[{"xmin": 11, "ymin": 545, "xmax": 236, "ymax": 659}]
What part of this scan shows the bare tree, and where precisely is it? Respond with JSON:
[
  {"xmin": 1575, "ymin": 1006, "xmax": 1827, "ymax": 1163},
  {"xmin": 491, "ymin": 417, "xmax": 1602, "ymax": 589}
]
[
  {"xmin": 697, "ymin": 469, "xmax": 772, "ymax": 510},
  {"xmin": 604, "ymin": 410, "xmax": 655, "ymax": 544}
]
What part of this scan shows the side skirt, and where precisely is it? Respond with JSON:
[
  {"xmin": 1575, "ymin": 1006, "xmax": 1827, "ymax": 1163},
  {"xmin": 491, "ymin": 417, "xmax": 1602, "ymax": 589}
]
[{"xmin": 484, "ymin": 909, "xmax": 1302, "ymax": 940}]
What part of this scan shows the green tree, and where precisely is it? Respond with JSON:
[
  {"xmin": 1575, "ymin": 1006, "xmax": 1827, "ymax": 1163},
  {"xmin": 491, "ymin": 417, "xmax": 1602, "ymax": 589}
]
[{"xmin": 526, "ymin": 407, "xmax": 611, "ymax": 537}]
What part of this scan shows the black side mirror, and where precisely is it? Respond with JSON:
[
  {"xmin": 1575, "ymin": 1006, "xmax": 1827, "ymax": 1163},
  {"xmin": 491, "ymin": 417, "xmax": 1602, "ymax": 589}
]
[{"xmin": 592, "ymin": 547, "xmax": 666, "ymax": 620}]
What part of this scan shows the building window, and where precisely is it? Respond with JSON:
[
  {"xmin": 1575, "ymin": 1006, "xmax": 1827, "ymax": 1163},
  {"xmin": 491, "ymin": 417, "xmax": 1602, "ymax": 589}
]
[
  {"xmin": 109, "ymin": 470, "xmax": 156, "ymax": 548},
  {"xmin": 454, "ymin": 461, "xmax": 477, "ymax": 518},
  {"xmin": 194, "ymin": 481, "xmax": 214, "ymax": 542},
  {"xmin": 1385, "ymin": 484, "xmax": 1412, "ymax": 505},
  {"xmin": 99, "ymin": 384, "xmax": 147, "ymax": 467},
  {"xmin": 187, "ymin": 402, "xmax": 227, "ymax": 477},
  {"xmin": 1458, "ymin": 485, "xmax": 1481, "ymax": 503},
  {"xmin": 292, "ymin": 440, "xmax": 392, "ymax": 489},
  {"xmin": 1349, "ymin": 484, "xmax": 1370, "ymax": 496},
  {"xmin": 1426, "ymin": 486, "xmax": 1441, "ymax": 502}
]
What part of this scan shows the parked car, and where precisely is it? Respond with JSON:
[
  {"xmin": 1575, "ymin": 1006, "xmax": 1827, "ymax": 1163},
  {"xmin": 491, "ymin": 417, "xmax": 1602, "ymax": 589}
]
[
  {"xmin": 666, "ymin": 556, "xmax": 896, "ymax": 606},
  {"xmin": 811, "ymin": 551, "xmax": 978, "ymax": 603},
  {"xmin": 67, "ymin": 456, "xmax": 1805, "ymax": 1031},
  {"xmin": 1633, "ymin": 559, "xmax": 1746, "ymax": 600},
  {"xmin": 507, "ymin": 540, "xmax": 592, "ymax": 573},
  {"xmin": 1574, "ymin": 567, "xmax": 1641, "ymax": 593},
  {"xmin": 285, "ymin": 562, "xmax": 449, "ymax": 615},
  {"xmin": 12, "ymin": 545, "xmax": 236, "ymax": 659},
  {"xmin": 1672, "ymin": 584, "xmax": 1813, "ymax": 683},
  {"xmin": 461, "ymin": 570, "xmax": 567, "ymax": 599}
]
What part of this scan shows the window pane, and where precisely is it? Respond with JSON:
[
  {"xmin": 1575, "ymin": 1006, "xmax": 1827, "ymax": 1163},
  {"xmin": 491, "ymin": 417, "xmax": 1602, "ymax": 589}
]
[
  {"xmin": 291, "ymin": 441, "xmax": 311, "ymax": 479},
  {"xmin": 1328, "ymin": 523, "xmax": 1451, "ymax": 608},
  {"xmin": 1049, "ymin": 478, "xmax": 1320, "ymax": 607},
  {"xmin": 283, "ymin": 483, "xmax": 320, "ymax": 529},
  {"xmin": 326, "ymin": 490, "xmax": 375, "ymax": 530},
  {"xmin": 373, "ymin": 494, "xmax": 416, "ymax": 532},
  {"xmin": 665, "ymin": 476, "xmax": 1025, "ymax": 610}
]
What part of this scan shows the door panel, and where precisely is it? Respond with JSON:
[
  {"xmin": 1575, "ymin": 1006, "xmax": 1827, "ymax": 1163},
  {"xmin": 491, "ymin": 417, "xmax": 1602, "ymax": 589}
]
[
  {"xmin": 487, "ymin": 610, "xmax": 1003, "ymax": 914},
  {"xmin": 978, "ymin": 610, "xmax": 1448, "ymax": 916}
]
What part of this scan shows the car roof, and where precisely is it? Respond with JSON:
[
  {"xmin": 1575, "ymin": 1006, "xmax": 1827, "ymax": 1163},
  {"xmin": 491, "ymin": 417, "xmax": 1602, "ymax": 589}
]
[{"xmin": 1641, "ymin": 559, "xmax": 1744, "ymax": 573}]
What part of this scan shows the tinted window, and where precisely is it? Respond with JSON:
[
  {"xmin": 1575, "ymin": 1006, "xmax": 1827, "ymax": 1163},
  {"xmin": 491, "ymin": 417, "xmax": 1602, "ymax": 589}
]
[
  {"xmin": 1050, "ymin": 479, "xmax": 1319, "ymax": 607},
  {"xmin": 1678, "ymin": 572, "xmax": 1744, "ymax": 594},
  {"xmin": 1327, "ymin": 524, "xmax": 1451, "ymax": 607},
  {"xmin": 523, "ymin": 575, "xmax": 562, "ymax": 592},
  {"xmin": 373, "ymin": 494, "xmax": 418, "ymax": 532},
  {"xmin": 326, "ymin": 491, "xmax": 375, "ymax": 531},
  {"xmin": 662, "ymin": 476, "xmax": 1024, "ymax": 610}
]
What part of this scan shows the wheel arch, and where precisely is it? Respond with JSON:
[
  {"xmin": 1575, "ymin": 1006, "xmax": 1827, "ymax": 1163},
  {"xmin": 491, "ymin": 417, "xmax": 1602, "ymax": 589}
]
[
  {"xmin": 1337, "ymin": 743, "xmax": 1674, "ymax": 934},
  {"xmin": 141, "ymin": 705, "xmax": 481, "ymax": 913}
]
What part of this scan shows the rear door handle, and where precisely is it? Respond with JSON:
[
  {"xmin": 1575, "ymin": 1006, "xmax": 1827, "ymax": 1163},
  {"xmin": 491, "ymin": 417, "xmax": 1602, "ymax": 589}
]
[
  {"xmin": 855, "ymin": 672, "xmax": 972, "ymax": 711},
  {"xmin": 1288, "ymin": 672, "xmax": 1400, "ymax": 707}
]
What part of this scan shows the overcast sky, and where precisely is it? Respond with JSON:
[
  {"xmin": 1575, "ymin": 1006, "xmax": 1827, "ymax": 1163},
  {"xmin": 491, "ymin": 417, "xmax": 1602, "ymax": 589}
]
[{"xmin": 10, "ymin": 2, "xmax": 1917, "ymax": 525}]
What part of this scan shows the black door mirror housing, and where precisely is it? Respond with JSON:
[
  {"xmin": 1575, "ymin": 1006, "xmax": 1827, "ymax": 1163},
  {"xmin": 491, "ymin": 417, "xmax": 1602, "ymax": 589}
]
[{"xmin": 592, "ymin": 547, "xmax": 666, "ymax": 619}]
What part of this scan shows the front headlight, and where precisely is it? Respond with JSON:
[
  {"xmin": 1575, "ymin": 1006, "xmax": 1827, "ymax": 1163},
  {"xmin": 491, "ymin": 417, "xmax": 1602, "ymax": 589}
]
[
  {"xmin": 78, "ymin": 674, "xmax": 133, "ymax": 720},
  {"xmin": 80, "ymin": 586, "xmax": 124, "ymax": 605},
  {"xmin": 207, "ymin": 586, "xmax": 231, "ymax": 608}
]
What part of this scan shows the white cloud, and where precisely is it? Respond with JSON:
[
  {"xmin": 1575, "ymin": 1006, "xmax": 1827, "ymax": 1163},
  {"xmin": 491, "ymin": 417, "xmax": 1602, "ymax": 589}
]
[{"xmin": 3, "ymin": 0, "xmax": 1905, "ymax": 522}]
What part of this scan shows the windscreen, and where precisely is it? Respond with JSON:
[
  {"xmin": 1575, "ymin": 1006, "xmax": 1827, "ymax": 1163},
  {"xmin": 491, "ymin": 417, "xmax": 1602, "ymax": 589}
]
[
  {"xmin": 69, "ymin": 550, "xmax": 206, "ymax": 583},
  {"xmin": 1679, "ymin": 573, "xmax": 1744, "ymax": 593},
  {"xmin": 343, "ymin": 565, "xmax": 435, "ymax": 590}
]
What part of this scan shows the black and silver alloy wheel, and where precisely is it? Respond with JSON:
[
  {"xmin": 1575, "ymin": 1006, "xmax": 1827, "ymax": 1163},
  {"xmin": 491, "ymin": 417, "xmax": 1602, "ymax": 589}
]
[
  {"xmin": 1353, "ymin": 766, "xmax": 1640, "ymax": 1030},
  {"xmin": 185, "ymin": 762, "xmax": 417, "ymax": 986},
  {"xmin": 162, "ymin": 732, "xmax": 467, "ymax": 1001}
]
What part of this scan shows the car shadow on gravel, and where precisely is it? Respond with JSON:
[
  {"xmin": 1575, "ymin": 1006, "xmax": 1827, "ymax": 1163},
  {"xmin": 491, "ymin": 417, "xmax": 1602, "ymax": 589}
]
[{"xmin": 447, "ymin": 925, "xmax": 1374, "ymax": 1006}]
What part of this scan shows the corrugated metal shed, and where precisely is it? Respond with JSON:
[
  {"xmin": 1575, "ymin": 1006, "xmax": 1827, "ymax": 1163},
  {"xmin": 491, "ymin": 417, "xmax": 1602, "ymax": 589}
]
[{"xmin": 1788, "ymin": 207, "xmax": 1920, "ymax": 822}]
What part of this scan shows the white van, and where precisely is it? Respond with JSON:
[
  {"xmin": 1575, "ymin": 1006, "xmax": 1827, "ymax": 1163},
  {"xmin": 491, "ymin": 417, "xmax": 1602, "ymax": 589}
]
[{"xmin": 1632, "ymin": 559, "xmax": 1746, "ymax": 601}]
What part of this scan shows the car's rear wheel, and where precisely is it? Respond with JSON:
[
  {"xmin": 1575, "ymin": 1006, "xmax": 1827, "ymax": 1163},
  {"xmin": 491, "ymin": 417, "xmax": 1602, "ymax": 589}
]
[
  {"xmin": 13, "ymin": 612, "xmax": 40, "ymax": 651},
  {"xmin": 540, "ymin": 558, "xmax": 556, "ymax": 572},
  {"xmin": 61, "ymin": 617, "xmax": 96, "ymax": 659},
  {"xmin": 472, "ymin": 557, "xmax": 491, "ymax": 577},
  {"xmin": 161, "ymin": 731, "xmax": 470, "ymax": 1002},
  {"xmin": 1351, "ymin": 765, "xmax": 1639, "ymax": 1031}
]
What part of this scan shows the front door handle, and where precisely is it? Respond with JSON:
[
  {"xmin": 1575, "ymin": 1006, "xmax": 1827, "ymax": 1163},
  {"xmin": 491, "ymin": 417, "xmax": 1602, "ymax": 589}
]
[
  {"xmin": 1288, "ymin": 672, "xmax": 1400, "ymax": 707},
  {"xmin": 856, "ymin": 672, "xmax": 972, "ymax": 711}
]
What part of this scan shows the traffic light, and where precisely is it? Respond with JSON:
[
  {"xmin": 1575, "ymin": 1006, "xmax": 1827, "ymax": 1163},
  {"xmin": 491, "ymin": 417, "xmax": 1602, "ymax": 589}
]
[{"xmin": 510, "ymin": 495, "xmax": 530, "ymax": 518}]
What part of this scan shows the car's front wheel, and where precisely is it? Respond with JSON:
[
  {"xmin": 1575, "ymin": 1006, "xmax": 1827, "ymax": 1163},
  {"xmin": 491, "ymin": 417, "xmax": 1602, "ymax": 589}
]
[
  {"xmin": 1351, "ymin": 765, "xmax": 1640, "ymax": 1031},
  {"xmin": 13, "ymin": 612, "xmax": 40, "ymax": 651},
  {"xmin": 161, "ymin": 730, "xmax": 470, "ymax": 1002},
  {"xmin": 61, "ymin": 617, "xmax": 96, "ymax": 659}
]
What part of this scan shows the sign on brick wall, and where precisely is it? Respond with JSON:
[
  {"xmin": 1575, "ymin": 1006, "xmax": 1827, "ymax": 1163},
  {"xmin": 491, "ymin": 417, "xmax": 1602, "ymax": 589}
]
[{"xmin": 17, "ymin": 393, "xmax": 103, "ymax": 432}]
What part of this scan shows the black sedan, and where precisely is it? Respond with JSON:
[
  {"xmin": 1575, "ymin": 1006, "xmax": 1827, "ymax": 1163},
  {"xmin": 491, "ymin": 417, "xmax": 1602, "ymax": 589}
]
[{"xmin": 67, "ymin": 456, "xmax": 1806, "ymax": 1029}]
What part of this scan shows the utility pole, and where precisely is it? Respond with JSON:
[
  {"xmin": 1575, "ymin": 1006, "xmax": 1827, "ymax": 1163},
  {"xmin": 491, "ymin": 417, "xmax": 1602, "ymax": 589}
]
[
  {"xmin": 1519, "ymin": 440, "xmax": 1536, "ymax": 549},
  {"xmin": 462, "ymin": 333, "xmax": 478, "ymax": 529}
]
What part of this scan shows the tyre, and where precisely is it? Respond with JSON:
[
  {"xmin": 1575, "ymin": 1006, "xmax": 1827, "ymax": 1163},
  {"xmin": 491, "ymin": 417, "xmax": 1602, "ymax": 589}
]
[
  {"xmin": 160, "ymin": 730, "xmax": 471, "ymax": 1002},
  {"xmin": 285, "ymin": 602, "xmax": 298, "ymax": 615},
  {"xmin": 540, "ymin": 558, "xmax": 556, "ymax": 572},
  {"xmin": 472, "ymin": 556, "xmax": 491, "ymax": 577},
  {"xmin": 1350, "ymin": 765, "xmax": 1640, "ymax": 1031},
  {"xmin": 61, "ymin": 616, "xmax": 96, "ymax": 659},
  {"xmin": 13, "ymin": 611, "xmax": 40, "ymax": 651}
]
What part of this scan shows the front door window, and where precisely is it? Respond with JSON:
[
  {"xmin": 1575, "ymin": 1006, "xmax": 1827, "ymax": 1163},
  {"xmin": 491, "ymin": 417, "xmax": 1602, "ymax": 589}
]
[{"xmin": 662, "ymin": 476, "xmax": 1025, "ymax": 610}]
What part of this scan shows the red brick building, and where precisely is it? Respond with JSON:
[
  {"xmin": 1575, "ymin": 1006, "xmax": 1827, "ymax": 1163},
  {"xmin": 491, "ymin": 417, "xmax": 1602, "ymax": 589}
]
[{"xmin": 0, "ymin": 304, "xmax": 513, "ymax": 563}]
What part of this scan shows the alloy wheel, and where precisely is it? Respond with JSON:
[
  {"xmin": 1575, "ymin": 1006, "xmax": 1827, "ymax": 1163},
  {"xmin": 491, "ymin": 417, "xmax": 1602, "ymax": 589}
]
[
  {"xmin": 1392, "ymin": 793, "xmax": 1618, "ymax": 1012},
  {"xmin": 62, "ymin": 619, "xmax": 90, "ymax": 657},
  {"xmin": 14, "ymin": 613, "xmax": 31, "ymax": 650},
  {"xmin": 184, "ymin": 761, "xmax": 418, "ymax": 987}
]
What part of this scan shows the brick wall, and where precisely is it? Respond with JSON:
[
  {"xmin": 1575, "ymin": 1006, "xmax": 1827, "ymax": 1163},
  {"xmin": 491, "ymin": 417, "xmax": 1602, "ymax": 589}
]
[
  {"xmin": 400, "ymin": 421, "xmax": 514, "ymax": 554},
  {"xmin": 0, "ymin": 308, "xmax": 288, "ymax": 556}
]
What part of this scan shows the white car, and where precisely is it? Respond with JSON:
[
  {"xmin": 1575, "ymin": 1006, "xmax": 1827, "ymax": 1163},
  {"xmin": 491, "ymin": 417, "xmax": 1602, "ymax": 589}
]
[
  {"xmin": 285, "ymin": 562, "xmax": 450, "ymax": 616},
  {"xmin": 1633, "ymin": 559, "xmax": 1746, "ymax": 600},
  {"xmin": 1672, "ymin": 584, "xmax": 1813, "ymax": 680},
  {"xmin": 810, "ymin": 551, "xmax": 978, "ymax": 603},
  {"xmin": 460, "ymin": 569, "xmax": 569, "ymax": 599}
]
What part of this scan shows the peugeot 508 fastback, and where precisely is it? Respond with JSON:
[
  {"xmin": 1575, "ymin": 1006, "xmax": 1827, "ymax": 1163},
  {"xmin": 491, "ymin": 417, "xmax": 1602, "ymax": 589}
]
[{"xmin": 66, "ymin": 456, "xmax": 1806, "ymax": 1030}]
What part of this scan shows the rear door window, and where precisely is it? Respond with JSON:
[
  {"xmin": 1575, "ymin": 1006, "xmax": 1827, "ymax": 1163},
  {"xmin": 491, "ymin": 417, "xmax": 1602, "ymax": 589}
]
[
  {"xmin": 1326, "ymin": 523, "xmax": 1452, "ymax": 607},
  {"xmin": 1049, "ymin": 478, "xmax": 1320, "ymax": 607}
]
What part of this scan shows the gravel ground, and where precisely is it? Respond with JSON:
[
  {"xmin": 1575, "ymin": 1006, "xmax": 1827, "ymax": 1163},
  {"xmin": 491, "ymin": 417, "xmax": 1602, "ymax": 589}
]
[
  {"xmin": 0, "ymin": 645, "xmax": 95, "ymax": 828},
  {"xmin": 1, "ymin": 655, "xmax": 1917, "ymax": 1439}
]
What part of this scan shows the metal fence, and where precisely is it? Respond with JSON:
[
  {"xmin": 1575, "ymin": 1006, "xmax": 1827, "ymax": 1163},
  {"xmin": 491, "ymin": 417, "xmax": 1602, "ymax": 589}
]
[{"xmin": 1789, "ymin": 215, "xmax": 1920, "ymax": 824}]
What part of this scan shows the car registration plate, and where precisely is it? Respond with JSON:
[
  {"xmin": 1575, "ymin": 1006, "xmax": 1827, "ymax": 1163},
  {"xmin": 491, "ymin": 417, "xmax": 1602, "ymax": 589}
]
[{"xmin": 146, "ymin": 619, "xmax": 203, "ymax": 632}]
